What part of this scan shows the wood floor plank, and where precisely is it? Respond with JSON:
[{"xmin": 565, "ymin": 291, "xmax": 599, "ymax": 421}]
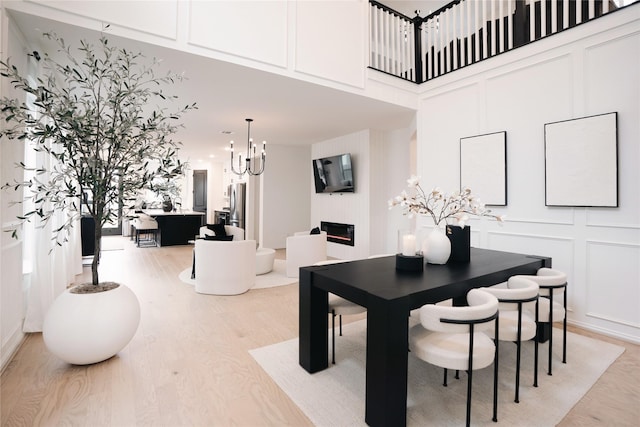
[{"xmin": 1, "ymin": 236, "xmax": 637, "ymax": 426}]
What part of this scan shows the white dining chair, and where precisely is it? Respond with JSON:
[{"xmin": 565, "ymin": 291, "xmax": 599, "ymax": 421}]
[
  {"xmin": 523, "ymin": 267, "xmax": 568, "ymax": 375},
  {"xmin": 409, "ymin": 289, "xmax": 499, "ymax": 427},
  {"xmin": 483, "ymin": 276, "xmax": 539, "ymax": 402},
  {"xmin": 314, "ymin": 260, "xmax": 366, "ymax": 364}
]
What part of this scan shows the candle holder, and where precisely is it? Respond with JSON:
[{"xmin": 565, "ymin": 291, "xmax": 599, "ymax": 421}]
[
  {"xmin": 398, "ymin": 229, "xmax": 417, "ymax": 256},
  {"xmin": 395, "ymin": 253, "xmax": 424, "ymax": 272},
  {"xmin": 396, "ymin": 229, "xmax": 423, "ymax": 271}
]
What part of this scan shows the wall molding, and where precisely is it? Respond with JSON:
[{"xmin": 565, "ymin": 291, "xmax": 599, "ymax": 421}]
[
  {"xmin": 487, "ymin": 230, "xmax": 575, "ymax": 242},
  {"xmin": 585, "ymin": 311, "xmax": 640, "ymax": 329}
]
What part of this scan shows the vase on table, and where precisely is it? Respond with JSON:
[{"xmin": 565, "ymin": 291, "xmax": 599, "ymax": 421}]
[
  {"xmin": 447, "ymin": 225, "xmax": 471, "ymax": 263},
  {"xmin": 423, "ymin": 225, "xmax": 451, "ymax": 264},
  {"xmin": 162, "ymin": 195, "xmax": 173, "ymax": 212}
]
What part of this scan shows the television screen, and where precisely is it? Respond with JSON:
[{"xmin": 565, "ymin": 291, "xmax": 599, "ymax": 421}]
[{"xmin": 313, "ymin": 153, "xmax": 354, "ymax": 193}]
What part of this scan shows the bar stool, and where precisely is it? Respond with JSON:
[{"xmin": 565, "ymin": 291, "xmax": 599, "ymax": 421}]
[{"xmin": 133, "ymin": 214, "xmax": 158, "ymax": 247}]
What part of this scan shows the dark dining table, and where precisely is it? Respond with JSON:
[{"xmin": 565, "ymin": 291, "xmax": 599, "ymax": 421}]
[{"xmin": 298, "ymin": 248, "xmax": 551, "ymax": 427}]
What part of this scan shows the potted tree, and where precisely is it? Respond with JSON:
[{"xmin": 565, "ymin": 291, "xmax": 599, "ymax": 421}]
[{"xmin": 0, "ymin": 31, "xmax": 196, "ymax": 364}]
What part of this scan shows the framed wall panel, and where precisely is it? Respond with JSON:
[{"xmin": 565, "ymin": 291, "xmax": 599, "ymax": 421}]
[
  {"xmin": 544, "ymin": 112, "xmax": 618, "ymax": 207},
  {"xmin": 460, "ymin": 131, "xmax": 507, "ymax": 206}
]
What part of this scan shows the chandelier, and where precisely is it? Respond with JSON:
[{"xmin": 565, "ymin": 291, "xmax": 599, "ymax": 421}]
[{"xmin": 229, "ymin": 118, "xmax": 266, "ymax": 176}]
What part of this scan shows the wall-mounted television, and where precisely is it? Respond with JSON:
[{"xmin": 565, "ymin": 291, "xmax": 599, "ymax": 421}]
[{"xmin": 313, "ymin": 153, "xmax": 354, "ymax": 193}]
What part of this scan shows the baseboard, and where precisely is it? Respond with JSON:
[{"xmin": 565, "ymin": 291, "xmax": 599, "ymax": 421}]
[
  {"xmin": 569, "ymin": 319, "xmax": 640, "ymax": 345},
  {"xmin": 1, "ymin": 328, "xmax": 26, "ymax": 373}
]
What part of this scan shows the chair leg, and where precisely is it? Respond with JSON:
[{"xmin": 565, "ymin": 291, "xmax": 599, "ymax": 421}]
[
  {"xmin": 533, "ymin": 336, "xmax": 539, "ymax": 385},
  {"xmin": 534, "ymin": 300, "xmax": 539, "ymax": 388},
  {"xmin": 443, "ymin": 368, "xmax": 448, "ymax": 387},
  {"xmin": 515, "ymin": 340, "xmax": 521, "ymax": 403},
  {"xmin": 548, "ymin": 294, "xmax": 554, "ymax": 376},
  {"xmin": 465, "ymin": 325, "xmax": 475, "ymax": 427},
  {"xmin": 339, "ymin": 314, "xmax": 343, "ymax": 336},
  {"xmin": 515, "ymin": 306, "xmax": 523, "ymax": 403},
  {"xmin": 562, "ymin": 286, "xmax": 567, "ymax": 364},
  {"xmin": 493, "ymin": 314, "xmax": 499, "ymax": 423},
  {"xmin": 331, "ymin": 310, "xmax": 336, "ymax": 365},
  {"xmin": 466, "ymin": 367, "xmax": 473, "ymax": 427}
]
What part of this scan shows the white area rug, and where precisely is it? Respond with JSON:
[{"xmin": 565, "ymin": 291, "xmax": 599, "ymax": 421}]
[
  {"xmin": 178, "ymin": 259, "xmax": 298, "ymax": 289},
  {"xmin": 250, "ymin": 318, "xmax": 624, "ymax": 427}
]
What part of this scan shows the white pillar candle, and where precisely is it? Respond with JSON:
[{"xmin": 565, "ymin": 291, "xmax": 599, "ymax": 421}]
[{"xmin": 402, "ymin": 234, "xmax": 416, "ymax": 256}]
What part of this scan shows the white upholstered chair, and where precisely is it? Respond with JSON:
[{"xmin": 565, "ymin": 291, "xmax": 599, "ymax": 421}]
[
  {"xmin": 199, "ymin": 225, "xmax": 245, "ymax": 241},
  {"xmin": 194, "ymin": 239, "xmax": 256, "ymax": 295},
  {"xmin": 522, "ymin": 267, "xmax": 568, "ymax": 375},
  {"xmin": 314, "ymin": 260, "xmax": 367, "ymax": 364},
  {"xmin": 285, "ymin": 231, "xmax": 327, "ymax": 278},
  {"xmin": 482, "ymin": 276, "xmax": 539, "ymax": 403},
  {"xmin": 409, "ymin": 289, "xmax": 499, "ymax": 427}
]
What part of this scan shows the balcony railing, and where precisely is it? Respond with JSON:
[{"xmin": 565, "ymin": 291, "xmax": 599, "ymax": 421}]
[{"xmin": 370, "ymin": 0, "xmax": 636, "ymax": 83}]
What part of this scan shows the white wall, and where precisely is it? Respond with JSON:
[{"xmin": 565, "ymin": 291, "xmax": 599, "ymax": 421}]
[
  {"xmin": 261, "ymin": 144, "xmax": 311, "ymax": 249},
  {"xmin": 311, "ymin": 126, "xmax": 416, "ymax": 259},
  {"xmin": 0, "ymin": 13, "xmax": 26, "ymax": 369},
  {"xmin": 3, "ymin": 0, "xmax": 410, "ymax": 109},
  {"xmin": 311, "ymin": 130, "xmax": 371, "ymax": 259},
  {"xmin": 416, "ymin": 9, "xmax": 640, "ymax": 343},
  {"xmin": 373, "ymin": 125, "xmax": 416, "ymax": 255}
]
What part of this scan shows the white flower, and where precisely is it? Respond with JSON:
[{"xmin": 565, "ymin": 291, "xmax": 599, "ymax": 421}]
[
  {"xmin": 407, "ymin": 175, "xmax": 421, "ymax": 188},
  {"xmin": 389, "ymin": 177, "xmax": 506, "ymax": 227}
]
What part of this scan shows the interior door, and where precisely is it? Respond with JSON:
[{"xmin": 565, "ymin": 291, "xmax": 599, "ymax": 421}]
[{"xmin": 193, "ymin": 169, "xmax": 207, "ymax": 214}]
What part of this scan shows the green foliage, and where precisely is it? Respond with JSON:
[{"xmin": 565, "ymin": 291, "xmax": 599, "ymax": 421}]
[{"xmin": 0, "ymin": 32, "xmax": 196, "ymax": 284}]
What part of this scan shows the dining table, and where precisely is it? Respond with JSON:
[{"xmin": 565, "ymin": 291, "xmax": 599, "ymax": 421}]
[{"xmin": 298, "ymin": 247, "xmax": 551, "ymax": 427}]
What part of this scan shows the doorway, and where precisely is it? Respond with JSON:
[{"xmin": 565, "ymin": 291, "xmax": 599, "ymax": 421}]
[{"xmin": 193, "ymin": 169, "xmax": 207, "ymax": 214}]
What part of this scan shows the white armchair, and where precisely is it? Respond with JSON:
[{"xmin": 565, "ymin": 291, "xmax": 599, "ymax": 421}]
[
  {"xmin": 194, "ymin": 239, "xmax": 256, "ymax": 295},
  {"xmin": 285, "ymin": 231, "xmax": 327, "ymax": 278},
  {"xmin": 199, "ymin": 225, "xmax": 245, "ymax": 241}
]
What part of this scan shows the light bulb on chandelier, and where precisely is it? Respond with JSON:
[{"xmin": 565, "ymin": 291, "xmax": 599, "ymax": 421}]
[{"xmin": 229, "ymin": 118, "xmax": 266, "ymax": 176}]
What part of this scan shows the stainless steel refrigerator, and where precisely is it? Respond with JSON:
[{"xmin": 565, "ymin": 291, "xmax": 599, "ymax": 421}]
[{"xmin": 228, "ymin": 182, "xmax": 246, "ymax": 229}]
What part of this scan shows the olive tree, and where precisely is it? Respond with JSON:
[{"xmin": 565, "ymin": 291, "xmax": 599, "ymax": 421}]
[{"xmin": 0, "ymin": 32, "xmax": 196, "ymax": 286}]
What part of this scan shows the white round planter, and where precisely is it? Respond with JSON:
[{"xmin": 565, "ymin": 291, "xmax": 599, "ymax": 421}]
[{"xmin": 43, "ymin": 283, "xmax": 141, "ymax": 365}]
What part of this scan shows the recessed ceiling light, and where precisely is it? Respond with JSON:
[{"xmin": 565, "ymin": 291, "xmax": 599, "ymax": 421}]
[{"xmin": 209, "ymin": 154, "xmax": 215, "ymax": 158}]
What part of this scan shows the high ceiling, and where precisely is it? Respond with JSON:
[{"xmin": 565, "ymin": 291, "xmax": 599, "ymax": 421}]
[{"xmin": 8, "ymin": 4, "xmax": 433, "ymax": 163}]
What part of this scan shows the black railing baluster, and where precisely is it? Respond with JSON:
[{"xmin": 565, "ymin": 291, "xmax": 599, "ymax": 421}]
[
  {"xmin": 513, "ymin": 0, "xmax": 529, "ymax": 49},
  {"xmin": 369, "ymin": 0, "xmax": 634, "ymax": 84},
  {"xmin": 413, "ymin": 14, "xmax": 423, "ymax": 84}
]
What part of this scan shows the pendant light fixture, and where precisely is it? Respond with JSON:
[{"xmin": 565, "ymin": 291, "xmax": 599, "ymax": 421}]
[{"xmin": 229, "ymin": 118, "xmax": 266, "ymax": 176}]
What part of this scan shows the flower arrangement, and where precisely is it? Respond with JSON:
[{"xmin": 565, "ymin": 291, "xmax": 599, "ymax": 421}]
[{"xmin": 388, "ymin": 175, "xmax": 505, "ymax": 228}]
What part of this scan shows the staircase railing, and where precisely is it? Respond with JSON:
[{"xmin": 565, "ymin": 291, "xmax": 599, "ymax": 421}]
[{"xmin": 369, "ymin": 0, "xmax": 634, "ymax": 83}]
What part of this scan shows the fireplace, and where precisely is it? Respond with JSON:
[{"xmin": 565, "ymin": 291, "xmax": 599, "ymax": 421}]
[{"xmin": 321, "ymin": 221, "xmax": 355, "ymax": 246}]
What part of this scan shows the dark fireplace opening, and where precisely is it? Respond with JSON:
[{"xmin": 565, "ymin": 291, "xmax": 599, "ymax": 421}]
[{"xmin": 321, "ymin": 221, "xmax": 355, "ymax": 246}]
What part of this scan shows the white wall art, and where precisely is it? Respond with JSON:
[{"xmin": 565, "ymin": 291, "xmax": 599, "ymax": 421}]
[
  {"xmin": 460, "ymin": 131, "xmax": 507, "ymax": 206},
  {"xmin": 544, "ymin": 112, "xmax": 618, "ymax": 207}
]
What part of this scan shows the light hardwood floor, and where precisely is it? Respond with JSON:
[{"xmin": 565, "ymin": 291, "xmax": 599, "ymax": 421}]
[{"xmin": 1, "ymin": 237, "xmax": 638, "ymax": 426}]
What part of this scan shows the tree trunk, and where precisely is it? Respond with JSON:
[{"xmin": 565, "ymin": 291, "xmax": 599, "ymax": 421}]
[{"xmin": 92, "ymin": 217, "xmax": 102, "ymax": 285}]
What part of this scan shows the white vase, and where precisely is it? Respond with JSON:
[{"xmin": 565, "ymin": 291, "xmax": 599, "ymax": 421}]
[
  {"xmin": 423, "ymin": 226, "xmax": 451, "ymax": 265},
  {"xmin": 43, "ymin": 283, "xmax": 140, "ymax": 365}
]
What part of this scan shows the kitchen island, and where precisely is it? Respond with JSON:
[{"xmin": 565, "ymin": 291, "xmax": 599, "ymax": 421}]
[{"xmin": 143, "ymin": 209, "xmax": 206, "ymax": 246}]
